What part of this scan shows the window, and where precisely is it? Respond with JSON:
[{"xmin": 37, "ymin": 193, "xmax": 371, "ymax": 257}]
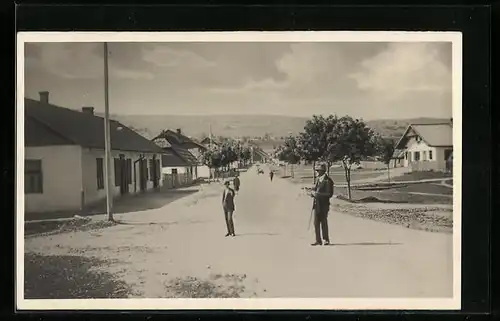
[
  {"xmin": 25, "ymin": 160, "xmax": 43, "ymax": 194},
  {"xmin": 414, "ymin": 151, "xmax": 420, "ymax": 161},
  {"xmin": 429, "ymin": 150, "xmax": 433, "ymax": 160},
  {"xmin": 114, "ymin": 158, "xmax": 121, "ymax": 186},
  {"xmin": 96, "ymin": 158, "xmax": 104, "ymax": 189},
  {"xmin": 404, "ymin": 152, "xmax": 408, "ymax": 160},
  {"xmin": 423, "ymin": 151, "xmax": 427, "ymax": 161}
]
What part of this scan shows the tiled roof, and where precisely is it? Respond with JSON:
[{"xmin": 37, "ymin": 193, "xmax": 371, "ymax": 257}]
[
  {"xmin": 161, "ymin": 148, "xmax": 190, "ymax": 167},
  {"xmin": 200, "ymin": 137, "xmax": 220, "ymax": 146},
  {"xmin": 392, "ymin": 149, "xmax": 405, "ymax": 158},
  {"xmin": 171, "ymin": 146, "xmax": 199, "ymax": 165},
  {"xmin": 25, "ymin": 116, "xmax": 72, "ymax": 146},
  {"xmin": 25, "ymin": 98, "xmax": 164, "ymax": 154},
  {"xmin": 411, "ymin": 124, "xmax": 453, "ymax": 147},
  {"xmin": 154, "ymin": 130, "xmax": 206, "ymax": 150},
  {"xmin": 395, "ymin": 123, "xmax": 453, "ymax": 149}
]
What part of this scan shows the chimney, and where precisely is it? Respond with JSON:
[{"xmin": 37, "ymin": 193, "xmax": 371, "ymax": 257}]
[
  {"xmin": 39, "ymin": 91, "xmax": 49, "ymax": 104},
  {"xmin": 82, "ymin": 107, "xmax": 95, "ymax": 115},
  {"xmin": 176, "ymin": 128, "xmax": 182, "ymax": 135}
]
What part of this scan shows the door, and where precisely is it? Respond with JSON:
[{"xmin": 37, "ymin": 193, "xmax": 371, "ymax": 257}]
[
  {"xmin": 154, "ymin": 159, "xmax": 161, "ymax": 188},
  {"xmin": 119, "ymin": 155, "xmax": 129, "ymax": 195},
  {"xmin": 172, "ymin": 168, "xmax": 178, "ymax": 188},
  {"xmin": 139, "ymin": 159, "xmax": 147, "ymax": 192}
]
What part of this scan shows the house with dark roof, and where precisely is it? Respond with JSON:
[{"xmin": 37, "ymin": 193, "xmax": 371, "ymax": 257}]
[
  {"xmin": 152, "ymin": 129, "xmax": 206, "ymax": 183},
  {"xmin": 199, "ymin": 136, "xmax": 220, "ymax": 149},
  {"xmin": 24, "ymin": 91, "xmax": 165, "ymax": 214},
  {"xmin": 394, "ymin": 120, "xmax": 453, "ymax": 172}
]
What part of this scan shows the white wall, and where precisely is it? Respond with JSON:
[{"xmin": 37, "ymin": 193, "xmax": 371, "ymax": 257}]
[
  {"xmin": 81, "ymin": 148, "xmax": 162, "ymax": 206},
  {"xmin": 24, "ymin": 145, "xmax": 83, "ymax": 213},
  {"xmin": 162, "ymin": 166, "xmax": 187, "ymax": 174},
  {"xmin": 404, "ymin": 138, "xmax": 437, "ymax": 167},
  {"xmin": 197, "ymin": 165, "xmax": 211, "ymax": 178},
  {"xmin": 403, "ymin": 137, "xmax": 451, "ymax": 171}
]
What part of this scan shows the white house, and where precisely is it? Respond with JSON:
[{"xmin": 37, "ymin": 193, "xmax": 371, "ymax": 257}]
[
  {"xmin": 24, "ymin": 92, "xmax": 164, "ymax": 214},
  {"xmin": 394, "ymin": 121, "xmax": 453, "ymax": 172}
]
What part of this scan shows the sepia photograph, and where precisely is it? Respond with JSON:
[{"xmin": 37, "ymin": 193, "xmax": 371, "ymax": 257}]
[{"xmin": 16, "ymin": 32, "xmax": 462, "ymax": 310}]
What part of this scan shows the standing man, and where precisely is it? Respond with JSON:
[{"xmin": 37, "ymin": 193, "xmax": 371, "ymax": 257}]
[
  {"xmin": 222, "ymin": 180, "xmax": 236, "ymax": 237},
  {"xmin": 269, "ymin": 170, "xmax": 274, "ymax": 182},
  {"xmin": 233, "ymin": 173, "xmax": 241, "ymax": 194},
  {"xmin": 310, "ymin": 163, "xmax": 334, "ymax": 246}
]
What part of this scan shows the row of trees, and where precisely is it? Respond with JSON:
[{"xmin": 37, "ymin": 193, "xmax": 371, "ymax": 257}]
[
  {"xmin": 201, "ymin": 141, "xmax": 253, "ymax": 181},
  {"xmin": 274, "ymin": 115, "xmax": 395, "ymax": 200}
]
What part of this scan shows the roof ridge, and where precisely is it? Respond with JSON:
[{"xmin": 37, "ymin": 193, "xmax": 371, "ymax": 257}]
[{"xmin": 25, "ymin": 98, "xmax": 119, "ymax": 122}]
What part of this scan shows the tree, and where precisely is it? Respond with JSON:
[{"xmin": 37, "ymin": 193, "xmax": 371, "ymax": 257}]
[
  {"xmin": 298, "ymin": 115, "xmax": 339, "ymax": 183},
  {"xmin": 241, "ymin": 146, "xmax": 252, "ymax": 166},
  {"xmin": 276, "ymin": 135, "xmax": 301, "ymax": 178},
  {"xmin": 377, "ymin": 137, "xmax": 395, "ymax": 183},
  {"xmin": 324, "ymin": 116, "xmax": 377, "ymax": 200},
  {"xmin": 201, "ymin": 148, "xmax": 223, "ymax": 182}
]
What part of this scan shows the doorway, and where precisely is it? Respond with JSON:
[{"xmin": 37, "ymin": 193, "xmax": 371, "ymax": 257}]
[
  {"xmin": 118, "ymin": 155, "xmax": 130, "ymax": 195},
  {"xmin": 172, "ymin": 168, "xmax": 178, "ymax": 188},
  {"xmin": 152, "ymin": 157, "xmax": 160, "ymax": 189},
  {"xmin": 138, "ymin": 158, "xmax": 148, "ymax": 192}
]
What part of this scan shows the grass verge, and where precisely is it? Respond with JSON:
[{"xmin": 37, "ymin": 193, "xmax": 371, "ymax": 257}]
[{"xmin": 24, "ymin": 253, "xmax": 136, "ymax": 299}]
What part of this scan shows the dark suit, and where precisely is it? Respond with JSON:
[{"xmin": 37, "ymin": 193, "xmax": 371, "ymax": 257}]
[
  {"xmin": 233, "ymin": 177, "xmax": 240, "ymax": 191},
  {"xmin": 312, "ymin": 175, "xmax": 334, "ymax": 243},
  {"xmin": 222, "ymin": 188, "xmax": 236, "ymax": 234}
]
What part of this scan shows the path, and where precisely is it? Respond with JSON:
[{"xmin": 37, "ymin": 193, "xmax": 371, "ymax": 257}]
[{"xmin": 25, "ymin": 165, "xmax": 453, "ymax": 299}]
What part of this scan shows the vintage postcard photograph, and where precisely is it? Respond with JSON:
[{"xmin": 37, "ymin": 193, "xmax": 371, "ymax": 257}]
[{"xmin": 16, "ymin": 31, "xmax": 462, "ymax": 310}]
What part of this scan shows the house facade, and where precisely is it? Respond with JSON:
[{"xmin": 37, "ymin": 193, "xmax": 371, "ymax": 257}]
[
  {"xmin": 152, "ymin": 130, "xmax": 202, "ymax": 183},
  {"xmin": 24, "ymin": 93, "xmax": 164, "ymax": 214},
  {"xmin": 395, "ymin": 122, "xmax": 453, "ymax": 172},
  {"xmin": 157, "ymin": 147, "xmax": 197, "ymax": 188}
]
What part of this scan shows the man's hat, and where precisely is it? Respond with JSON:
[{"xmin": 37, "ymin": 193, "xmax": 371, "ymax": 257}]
[
  {"xmin": 314, "ymin": 163, "xmax": 327, "ymax": 171},
  {"xmin": 224, "ymin": 179, "xmax": 231, "ymax": 185}
]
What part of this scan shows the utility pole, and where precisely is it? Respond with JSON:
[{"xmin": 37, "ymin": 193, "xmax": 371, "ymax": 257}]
[{"xmin": 103, "ymin": 42, "xmax": 114, "ymax": 222}]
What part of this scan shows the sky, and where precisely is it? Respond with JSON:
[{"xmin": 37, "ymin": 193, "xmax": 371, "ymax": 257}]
[{"xmin": 24, "ymin": 41, "xmax": 453, "ymax": 119}]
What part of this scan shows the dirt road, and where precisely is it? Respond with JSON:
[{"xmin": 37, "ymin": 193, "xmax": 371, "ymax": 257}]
[{"xmin": 24, "ymin": 165, "xmax": 453, "ymax": 299}]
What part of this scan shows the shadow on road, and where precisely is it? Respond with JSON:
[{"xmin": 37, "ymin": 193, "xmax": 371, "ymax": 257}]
[
  {"xmin": 25, "ymin": 187, "xmax": 200, "ymax": 221},
  {"xmin": 326, "ymin": 242, "xmax": 403, "ymax": 246}
]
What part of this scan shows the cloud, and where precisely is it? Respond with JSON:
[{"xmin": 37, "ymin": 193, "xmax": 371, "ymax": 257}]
[
  {"xmin": 25, "ymin": 43, "xmax": 156, "ymax": 80},
  {"xmin": 141, "ymin": 45, "xmax": 215, "ymax": 68},
  {"xmin": 349, "ymin": 43, "xmax": 452, "ymax": 99}
]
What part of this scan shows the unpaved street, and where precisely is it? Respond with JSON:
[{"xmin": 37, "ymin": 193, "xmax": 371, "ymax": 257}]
[{"xmin": 25, "ymin": 166, "xmax": 453, "ymax": 299}]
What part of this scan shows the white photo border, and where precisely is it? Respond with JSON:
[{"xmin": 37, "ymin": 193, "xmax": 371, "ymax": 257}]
[{"xmin": 16, "ymin": 31, "xmax": 463, "ymax": 311}]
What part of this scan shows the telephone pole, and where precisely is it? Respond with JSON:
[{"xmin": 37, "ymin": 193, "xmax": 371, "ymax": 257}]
[{"xmin": 103, "ymin": 42, "xmax": 114, "ymax": 222}]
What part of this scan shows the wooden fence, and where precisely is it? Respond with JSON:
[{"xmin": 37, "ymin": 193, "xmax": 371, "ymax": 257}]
[{"xmin": 162, "ymin": 173, "xmax": 194, "ymax": 189}]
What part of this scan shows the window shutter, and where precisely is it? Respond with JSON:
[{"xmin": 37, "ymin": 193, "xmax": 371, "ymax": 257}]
[{"xmin": 114, "ymin": 158, "xmax": 120, "ymax": 186}]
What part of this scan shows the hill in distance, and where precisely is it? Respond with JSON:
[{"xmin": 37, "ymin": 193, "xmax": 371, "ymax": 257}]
[{"xmin": 101, "ymin": 113, "xmax": 450, "ymax": 147}]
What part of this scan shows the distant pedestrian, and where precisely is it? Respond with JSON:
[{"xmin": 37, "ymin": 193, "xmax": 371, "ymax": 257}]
[
  {"xmin": 309, "ymin": 163, "xmax": 334, "ymax": 246},
  {"xmin": 233, "ymin": 174, "xmax": 241, "ymax": 194},
  {"xmin": 222, "ymin": 179, "xmax": 236, "ymax": 237},
  {"xmin": 269, "ymin": 170, "xmax": 274, "ymax": 182}
]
